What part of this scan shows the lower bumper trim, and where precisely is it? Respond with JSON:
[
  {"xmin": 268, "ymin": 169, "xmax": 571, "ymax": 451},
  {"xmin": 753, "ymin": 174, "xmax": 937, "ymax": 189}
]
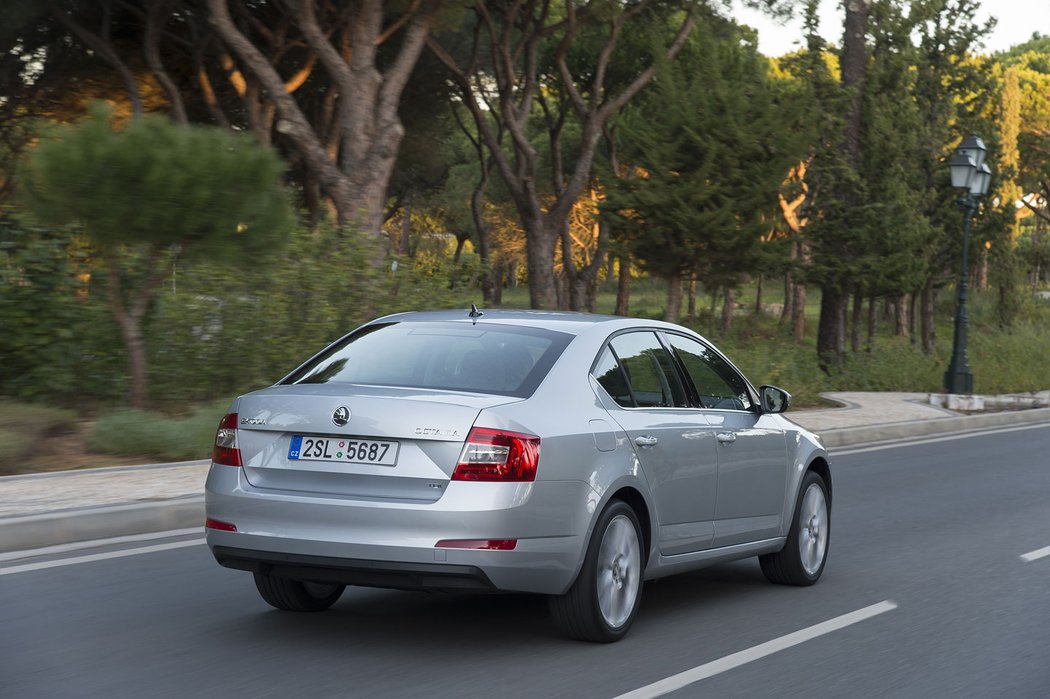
[{"xmin": 211, "ymin": 546, "xmax": 498, "ymax": 592}]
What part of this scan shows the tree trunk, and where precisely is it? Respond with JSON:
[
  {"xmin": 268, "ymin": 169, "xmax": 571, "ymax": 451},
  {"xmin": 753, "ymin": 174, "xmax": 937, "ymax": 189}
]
[
  {"xmin": 908, "ymin": 292, "xmax": 918, "ymax": 344},
  {"xmin": 895, "ymin": 293, "xmax": 909, "ymax": 337},
  {"xmin": 755, "ymin": 274, "xmax": 764, "ymax": 315},
  {"xmin": 817, "ymin": 284, "xmax": 846, "ymax": 370},
  {"xmin": 782, "ymin": 270, "xmax": 795, "ymax": 325},
  {"xmin": 561, "ymin": 219, "xmax": 607, "ymax": 312},
  {"xmin": 866, "ymin": 293, "xmax": 876, "ymax": 352},
  {"xmin": 452, "ymin": 234, "xmax": 467, "ymax": 265},
  {"xmin": 721, "ymin": 287, "xmax": 734, "ymax": 334},
  {"xmin": 850, "ymin": 291, "xmax": 863, "ymax": 353},
  {"xmin": 471, "ymin": 178, "xmax": 495, "ymax": 305},
  {"xmin": 615, "ymin": 256, "xmax": 631, "ymax": 316},
  {"xmin": 103, "ymin": 248, "xmax": 166, "ymax": 409},
  {"xmin": 524, "ymin": 219, "xmax": 559, "ymax": 309},
  {"xmin": 209, "ymin": 0, "xmax": 438, "ymax": 241},
  {"xmin": 687, "ymin": 273, "xmax": 697, "ymax": 321},
  {"xmin": 492, "ymin": 261, "xmax": 504, "ymax": 306},
  {"xmin": 144, "ymin": 0, "xmax": 189, "ymax": 125},
  {"xmin": 568, "ymin": 275, "xmax": 594, "ymax": 313},
  {"xmin": 921, "ymin": 280, "xmax": 937, "ymax": 354},
  {"xmin": 665, "ymin": 272, "xmax": 684, "ymax": 323},
  {"xmin": 792, "ymin": 282, "xmax": 807, "ymax": 342},
  {"xmin": 555, "ymin": 268, "xmax": 570, "ymax": 311}
]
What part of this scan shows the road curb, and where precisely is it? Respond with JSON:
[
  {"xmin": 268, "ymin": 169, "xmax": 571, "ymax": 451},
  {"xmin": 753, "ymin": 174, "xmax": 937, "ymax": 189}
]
[
  {"xmin": 0, "ymin": 497, "xmax": 204, "ymax": 554},
  {"xmin": 818, "ymin": 407, "xmax": 1050, "ymax": 448},
  {"xmin": 0, "ymin": 459, "xmax": 210, "ymax": 482}
]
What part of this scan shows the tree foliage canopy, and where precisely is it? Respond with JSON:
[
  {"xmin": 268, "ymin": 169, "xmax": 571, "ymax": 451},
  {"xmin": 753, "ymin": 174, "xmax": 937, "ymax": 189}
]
[
  {"xmin": 21, "ymin": 105, "xmax": 292, "ymax": 258},
  {"xmin": 608, "ymin": 17, "xmax": 808, "ymax": 292}
]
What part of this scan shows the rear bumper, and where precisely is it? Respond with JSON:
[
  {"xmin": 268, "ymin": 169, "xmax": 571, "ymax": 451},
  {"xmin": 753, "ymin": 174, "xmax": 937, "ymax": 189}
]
[
  {"xmin": 205, "ymin": 464, "xmax": 596, "ymax": 595},
  {"xmin": 212, "ymin": 546, "xmax": 497, "ymax": 592}
]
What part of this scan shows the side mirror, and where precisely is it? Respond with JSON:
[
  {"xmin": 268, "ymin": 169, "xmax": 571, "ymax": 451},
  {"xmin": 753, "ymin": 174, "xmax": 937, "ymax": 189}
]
[{"xmin": 758, "ymin": 385, "xmax": 791, "ymax": 414}]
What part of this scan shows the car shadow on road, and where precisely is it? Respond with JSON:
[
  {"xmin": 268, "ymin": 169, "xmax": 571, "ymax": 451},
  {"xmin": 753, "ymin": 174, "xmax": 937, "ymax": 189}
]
[{"xmin": 204, "ymin": 559, "xmax": 785, "ymax": 650}]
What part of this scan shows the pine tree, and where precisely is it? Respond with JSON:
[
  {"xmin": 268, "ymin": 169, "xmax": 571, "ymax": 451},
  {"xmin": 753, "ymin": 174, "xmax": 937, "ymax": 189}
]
[{"xmin": 605, "ymin": 19, "xmax": 807, "ymax": 323}]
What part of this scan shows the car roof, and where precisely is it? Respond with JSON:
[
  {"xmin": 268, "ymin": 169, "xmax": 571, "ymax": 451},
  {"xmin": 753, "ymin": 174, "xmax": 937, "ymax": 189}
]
[{"xmin": 370, "ymin": 309, "xmax": 684, "ymax": 337}]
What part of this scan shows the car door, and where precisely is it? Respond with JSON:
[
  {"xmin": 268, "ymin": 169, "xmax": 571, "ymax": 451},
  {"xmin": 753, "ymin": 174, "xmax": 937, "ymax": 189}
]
[
  {"xmin": 592, "ymin": 331, "xmax": 719, "ymax": 555},
  {"xmin": 661, "ymin": 333, "xmax": 789, "ymax": 548}
]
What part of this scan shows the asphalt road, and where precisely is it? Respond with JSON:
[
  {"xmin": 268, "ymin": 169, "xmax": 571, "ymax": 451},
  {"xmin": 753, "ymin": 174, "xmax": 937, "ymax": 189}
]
[{"xmin": 3, "ymin": 423, "xmax": 1049, "ymax": 698}]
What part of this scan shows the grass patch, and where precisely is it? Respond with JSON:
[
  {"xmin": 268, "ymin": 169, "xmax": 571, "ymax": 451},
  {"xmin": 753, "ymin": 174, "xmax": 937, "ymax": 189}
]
[
  {"xmin": 0, "ymin": 402, "xmax": 76, "ymax": 469},
  {"xmin": 87, "ymin": 401, "xmax": 228, "ymax": 462}
]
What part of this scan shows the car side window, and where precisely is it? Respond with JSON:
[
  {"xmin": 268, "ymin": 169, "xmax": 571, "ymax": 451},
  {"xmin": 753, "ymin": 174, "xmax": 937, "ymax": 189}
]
[
  {"xmin": 593, "ymin": 347, "xmax": 634, "ymax": 407},
  {"xmin": 605, "ymin": 332, "xmax": 687, "ymax": 408},
  {"xmin": 664, "ymin": 334, "xmax": 753, "ymax": 411}
]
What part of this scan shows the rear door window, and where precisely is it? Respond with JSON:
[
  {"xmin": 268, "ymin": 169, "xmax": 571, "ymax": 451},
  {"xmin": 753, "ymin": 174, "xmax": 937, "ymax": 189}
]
[{"xmin": 594, "ymin": 332, "xmax": 687, "ymax": 408}]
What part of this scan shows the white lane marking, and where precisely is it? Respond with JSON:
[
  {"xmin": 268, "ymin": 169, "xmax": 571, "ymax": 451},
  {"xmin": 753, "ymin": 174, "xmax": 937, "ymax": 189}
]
[
  {"xmin": 613, "ymin": 600, "xmax": 898, "ymax": 699},
  {"xmin": 0, "ymin": 539, "xmax": 205, "ymax": 576},
  {"xmin": 1020, "ymin": 545, "xmax": 1050, "ymax": 563},
  {"xmin": 0, "ymin": 528, "xmax": 202, "ymax": 563},
  {"xmin": 833, "ymin": 422, "xmax": 1049, "ymax": 456}
]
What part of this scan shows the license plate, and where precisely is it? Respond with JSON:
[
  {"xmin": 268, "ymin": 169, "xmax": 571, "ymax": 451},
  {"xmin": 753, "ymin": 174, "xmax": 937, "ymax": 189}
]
[{"xmin": 288, "ymin": 435, "xmax": 399, "ymax": 466}]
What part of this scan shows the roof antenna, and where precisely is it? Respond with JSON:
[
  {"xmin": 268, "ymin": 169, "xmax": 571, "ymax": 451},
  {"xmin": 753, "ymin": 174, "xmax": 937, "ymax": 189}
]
[{"xmin": 469, "ymin": 303, "xmax": 484, "ymax": 325}]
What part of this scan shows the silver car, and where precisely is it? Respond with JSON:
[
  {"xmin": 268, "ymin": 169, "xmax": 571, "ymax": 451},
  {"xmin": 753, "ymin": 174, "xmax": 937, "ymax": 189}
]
[{"xmin": 206, "ymin": 309, "xmax": 831, "ymax": 642}]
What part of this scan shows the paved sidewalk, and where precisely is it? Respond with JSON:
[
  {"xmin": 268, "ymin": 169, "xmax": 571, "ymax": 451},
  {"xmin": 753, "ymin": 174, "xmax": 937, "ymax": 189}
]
[
  {"xmin": 2, "ymin": 392, "xmax": 1049, "ymax": 553},
  {"xmin": 788, "ymin": 391, "xmax": 957, "ymax": 431},
  {"xmin": 0, "ymin": 461, "xmax": 208, "ymax": 519}
]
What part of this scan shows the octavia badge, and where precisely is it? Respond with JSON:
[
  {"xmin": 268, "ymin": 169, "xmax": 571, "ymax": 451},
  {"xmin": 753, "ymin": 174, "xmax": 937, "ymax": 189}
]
[{"xmin": 332, "ymin": 406, "xmax": 351, "ymax": 426}]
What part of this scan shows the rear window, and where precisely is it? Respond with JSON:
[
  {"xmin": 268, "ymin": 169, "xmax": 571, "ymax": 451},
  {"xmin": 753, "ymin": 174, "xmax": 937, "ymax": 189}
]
[{"xmin": 281, "ymin": 322, "xmax": 571, "ymax": 398}]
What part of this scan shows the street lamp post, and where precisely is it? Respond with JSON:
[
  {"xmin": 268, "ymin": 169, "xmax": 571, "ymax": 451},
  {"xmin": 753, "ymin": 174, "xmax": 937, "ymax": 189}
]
[{"xmin": 944, "ymin": 134, "xmax": 993, "ymax": 395}]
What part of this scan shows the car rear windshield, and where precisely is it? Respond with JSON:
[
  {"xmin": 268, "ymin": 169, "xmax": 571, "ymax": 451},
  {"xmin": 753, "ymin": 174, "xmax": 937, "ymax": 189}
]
[{"xmin": 281, "ymin": 322, "xmax": 572, "ymax": 398}]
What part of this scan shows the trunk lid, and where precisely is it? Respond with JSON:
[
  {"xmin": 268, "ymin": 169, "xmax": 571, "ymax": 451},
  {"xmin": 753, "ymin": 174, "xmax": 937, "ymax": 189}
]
[{"xmin": 234, "ymin": 384, "xmax": 520, "ymax": 502}]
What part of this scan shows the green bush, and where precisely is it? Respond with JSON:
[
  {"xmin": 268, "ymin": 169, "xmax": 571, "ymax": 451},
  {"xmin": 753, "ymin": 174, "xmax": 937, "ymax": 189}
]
[
  {"xmin": 144, "ymin": 224, "xmax": 479, "ymax": 405},
  {"xmin": 0, "ymin": 219, "xmax": 127, "ymax": 402},
  {"xmin": 87, "ymin": 402, "xmax": 227, "ymax": 462}
]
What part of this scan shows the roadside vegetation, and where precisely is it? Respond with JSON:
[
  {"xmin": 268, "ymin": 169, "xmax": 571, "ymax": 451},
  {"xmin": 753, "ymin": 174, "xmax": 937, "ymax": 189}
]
[
  {"xmin": 85, "ymin": 402, "xmax": 229, "ymax": 463},
  {"xmin": 0, "ymin": 402, "xmax": 75, "ymax": 471},
  {"xmin": 1, "ymin": 5, "xmax": 1048, "ymax": 472},
  {"xmin": 1, "ymin": 270, "xmax": 1047, "ymax": 475}
]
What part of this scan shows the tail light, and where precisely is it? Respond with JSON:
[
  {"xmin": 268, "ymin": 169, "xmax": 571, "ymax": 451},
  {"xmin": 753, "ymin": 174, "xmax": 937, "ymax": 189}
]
[
  {"xmin": 452, "ymin": 427, "xmax": 539, "ymax": 482},
  {"xmin": 213, "ymin": 412, "xmax": 242, "ymax": 467}
]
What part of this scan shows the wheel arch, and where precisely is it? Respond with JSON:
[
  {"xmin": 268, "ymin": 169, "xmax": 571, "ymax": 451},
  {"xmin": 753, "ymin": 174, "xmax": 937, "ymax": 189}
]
[
  {"xmin": 806, "ymin": 456, "xmax": 832, "ymax": 507},
  {"xmin": 606, "ymin": 485, "xmax": 652, "ymax": 566}
]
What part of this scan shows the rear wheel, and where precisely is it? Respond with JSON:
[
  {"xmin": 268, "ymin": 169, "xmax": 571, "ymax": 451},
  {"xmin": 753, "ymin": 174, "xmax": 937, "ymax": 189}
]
[
  {"xmin": 760, "ymin": 470, "xmax": 830, "ymax": 585},
  {"xmin": 253, "ymin": 573, "xmax": 345, "ymax": 612},
  {"xmin": 549, "ymin": 500, "xmax": 644, "ymax": 642}
]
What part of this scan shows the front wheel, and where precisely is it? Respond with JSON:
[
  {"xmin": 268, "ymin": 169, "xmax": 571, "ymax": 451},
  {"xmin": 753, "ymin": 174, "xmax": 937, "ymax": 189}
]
[
  {"xmin": 760, "ymin": 470, "xmax": 830, "ymax": 586},
  {"xmin": 549, "ymin": 500, "xmax": 644, "ymax": 642},
  {"xmin": 253, "ymin": 573, "xmax": 345, "ymax": 612}
]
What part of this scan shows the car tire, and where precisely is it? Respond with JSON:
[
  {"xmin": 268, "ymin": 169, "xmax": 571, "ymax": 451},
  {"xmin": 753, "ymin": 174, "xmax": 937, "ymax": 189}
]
[
  {"xmin": 760, "ymin": 470, "xmax": 830, "ymax": 586},
  {"xmin": 549, "ymin": 500, "xmax": 644, "ymax": 643},
  {"xmin": 253, "ymin": 573, "xmax": 345, "ymax": 612}
]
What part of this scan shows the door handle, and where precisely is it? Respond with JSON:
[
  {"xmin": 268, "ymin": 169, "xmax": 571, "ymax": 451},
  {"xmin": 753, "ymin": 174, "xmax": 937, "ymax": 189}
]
[
  {"xmin": 634, "ymin": 435, "xmax": 659, "ymax": 448},
  {"xmin": 716, "ymin": 432, "xmax": 737, "ymax": 445}
]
